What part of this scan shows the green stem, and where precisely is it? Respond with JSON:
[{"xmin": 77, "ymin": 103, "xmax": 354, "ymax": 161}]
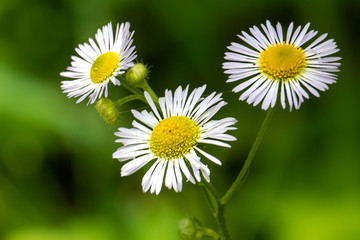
[
  {"xmin": 120, "ymin": 78, "xmax": 144, "ymax": 96},
  {"xmin": 200, "ymin": 181, "xmax": 219, "ymax": 215},
  {"xmin": 221, "ymin": 107, "xmax": 275, "ymax": 205},
  {"xmin": 201, "ymin": 182, "xmax": 232, "ymax": 240},
  {"xmin": 114, "ymin": 94, "xmax": 146, "ymax": 107},
  {"xmin": 141, "ymin": 81, "xmax": 159, "ymax": 104},
  {"xmin": 217, "ymin": 203, "xmax": 231, "ymax": 240},
  {"xmin": 120, "ymin": 76, "xmax": 159, "ymax": 107}
]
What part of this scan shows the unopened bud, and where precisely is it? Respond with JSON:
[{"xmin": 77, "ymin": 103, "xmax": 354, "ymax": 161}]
[
  {"xmin": 178, "ymin": 217, "xmax": 202, "ymax": 240},
  {"xmin": 178, "ymin": 217, "xmax": 220, "ymax": 240},
  {"xmin": 123, "ymin": 63, "xmax": 149, "ymax": 88},
  {"xmin": 95, "ymin": 98, "xmax": 119, "ymax": 125}
]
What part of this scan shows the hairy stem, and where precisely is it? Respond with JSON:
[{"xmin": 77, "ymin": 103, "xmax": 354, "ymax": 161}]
[{"xmin": 221, "ymin": 107, "xmax": 275, "ymax": 205}]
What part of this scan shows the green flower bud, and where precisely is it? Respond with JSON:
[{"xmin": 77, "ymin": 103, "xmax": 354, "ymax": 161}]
[
  {"xmin": 95, "ymin": 98, "xmax": 119, "ymax": 125},
  {"xmin": 178, "ymin": 217, "xmax": 220, "ymax": 240},
  {"xmin": 178, "ymin": 217, "xmax": 202, "ymax": 240},
  {"xmin": 123, "ymin": 63, "xmax": 149, "ymax": 88}
]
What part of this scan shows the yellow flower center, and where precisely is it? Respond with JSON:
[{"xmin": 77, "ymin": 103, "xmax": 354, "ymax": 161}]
[
  {"xmin": 258, "ymin": 43, "xmax": 307, "ymax": 80},
  {"xmin": 149, "ymin": 116, "xmax": 200, "ymax": 160},
  {"xmin": 90, "ymin": 52, "xmax": 119, "ymax": 83}
]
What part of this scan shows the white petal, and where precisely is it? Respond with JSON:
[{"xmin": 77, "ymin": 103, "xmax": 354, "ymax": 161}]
[
  {"xmin": 142, "ymin": 159, "xmax": 160, "ymax": 193},
  {"xmin": 198, "ymin": 139, "xmax": 231, "ymax": 148},
  {"xmin": 132, "ymin": 120, "xmax": 152, "ymax": 134},
  {"xmin": 144, "ymin": 91, "xmax": 162, "ymax": 120},
  {"xmin": 177, "ymin": 158, "xmax": 194, "ymax": 184},
  {"xmin": 154, "ymin": 160, "xmax": 167, "ymax": 195},
  {"xmin": 276, "ymin": 22, "xmax": 283, "ymax": 43},
  {"xmin": 174, "ymin": 159, "xmax": 183, "ymax": 191},
  {"xmin": 280, "ymin": 81, "xmax": 286, "ymax": 109},
  {"xmin": 286, "ymin": 22, "xmax": 294, "ymax": 44},
  {"xmin": 195, "ymin": 147, "xmax": 222, "ymax": 165},
  {"xmin": 121, "ymin": 154, "xmax": 154, "ymax": 176},
  {"xmin": 165, "ymin": 159, "xmax": 175, "ymax": 190}
]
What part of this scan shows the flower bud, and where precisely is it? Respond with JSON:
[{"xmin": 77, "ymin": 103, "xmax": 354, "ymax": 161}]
[
  {"xmin": 95, "ymin": 98, "xmax": 119, "ymax": 125},
  {"xmin": 123, "ymin": 63, "xmax": 149, "ymax": 88},
  {"xmin": 178, "ymin": 217, "xmax": 220, "ymax": 240},
  {"xmin": 178, "ymin": 217, "xmax": 202, "ymax": 240}
]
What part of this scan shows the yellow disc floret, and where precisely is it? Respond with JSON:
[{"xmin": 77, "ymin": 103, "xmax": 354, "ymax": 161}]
[
  {"xmin": 90, "ymin": 52, "xmax": 119, "ymax": 83},
  {"xmin": 258, "ymin": 43, "xmax": 307, "ymax": 81},
  {"xmin": 150, "ymin": 116, "xmax": 200, "ymax": 160}
]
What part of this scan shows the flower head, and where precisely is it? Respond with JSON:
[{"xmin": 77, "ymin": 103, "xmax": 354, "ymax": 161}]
[
  {"xmin": 61, "ymin": 22, "xmax": 137, "ymax": 104},
  {"xmin": 113, "ymin": 85, "xmax": 237, "ymax": 194},
  {"xmin": 223, "ymin": 20, "xmax": 341, "ymax": 111}
]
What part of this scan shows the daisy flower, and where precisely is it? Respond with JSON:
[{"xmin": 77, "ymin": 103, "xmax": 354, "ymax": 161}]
[
  {"xmin": 223, "ymin": 20, "xmax": 341, "ymax": 111},
  {"xmin": 60, "ymin": 22, "xmax": 137, "ymax": 104},
  {"xmin": 113, "ymin": 85, "xmax": 237, "ymax": 194}
]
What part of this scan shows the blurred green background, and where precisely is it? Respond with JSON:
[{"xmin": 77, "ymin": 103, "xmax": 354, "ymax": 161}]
[{"xmin": 0, "ymin": 0, "xmax": 359, "ymax": 239}]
